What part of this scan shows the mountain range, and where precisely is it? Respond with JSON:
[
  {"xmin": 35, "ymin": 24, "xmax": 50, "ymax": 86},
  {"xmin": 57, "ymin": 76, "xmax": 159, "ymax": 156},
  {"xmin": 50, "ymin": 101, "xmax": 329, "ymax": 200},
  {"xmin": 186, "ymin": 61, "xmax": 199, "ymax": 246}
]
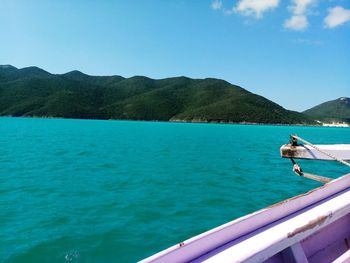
[{"xmin": 0, "ymin": 65, "xmax": 347, "ymax": 125}]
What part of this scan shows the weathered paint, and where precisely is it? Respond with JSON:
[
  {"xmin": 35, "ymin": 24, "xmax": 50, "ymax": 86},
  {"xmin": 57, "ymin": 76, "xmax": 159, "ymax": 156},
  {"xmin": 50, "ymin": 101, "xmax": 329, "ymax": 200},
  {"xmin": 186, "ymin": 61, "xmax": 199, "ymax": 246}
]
[
  {"xmin": 287, "ymin": 215, "xmax": 329, "ymax": 238},
  {"xmin": 301, "ymin": 213, "xmax": 350, "ymax": 262},
  {"xmin": 195, "ymin": 188, "xmax": 350, "ymax": 262}
]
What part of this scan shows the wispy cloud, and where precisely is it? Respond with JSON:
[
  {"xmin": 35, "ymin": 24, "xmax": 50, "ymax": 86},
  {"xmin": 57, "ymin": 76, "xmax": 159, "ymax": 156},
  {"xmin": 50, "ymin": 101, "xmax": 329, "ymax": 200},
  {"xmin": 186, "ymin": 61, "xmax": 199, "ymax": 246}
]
[
  {"xmin": 211, "ymin": 0, "xmax": 223, "ymax": 10},
  {"xmin": 210, "ymin": 0, "xmax": 222, "ymax": 10},
  {"xmin": 294, "ymin": 38, "xmax": 323, "ymax": 45},
  {"xmin": 324, "ymin": 6, "xmax": 350, "ymax": 28},
  {"xmin": 284, "ymin": 0, "xmax": 317, "ymax": 31},
  {"xmin": 232, "ymin": 0, "xmax": 280, "ymax": 18},
  {"xmin": 285, "ymin": 14, "xmax": 308, "ymax": 31},
  {"xmin": 290, "ymin": 0, "xmax": 316, "ymax": 15}
]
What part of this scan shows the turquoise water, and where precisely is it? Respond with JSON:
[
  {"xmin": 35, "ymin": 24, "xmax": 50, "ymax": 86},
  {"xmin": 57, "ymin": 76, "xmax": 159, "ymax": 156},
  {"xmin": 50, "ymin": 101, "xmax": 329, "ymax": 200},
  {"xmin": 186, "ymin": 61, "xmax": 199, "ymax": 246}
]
[{"xmin": 1, "ymin": 117, "xmax": 350, "ymax": 262}]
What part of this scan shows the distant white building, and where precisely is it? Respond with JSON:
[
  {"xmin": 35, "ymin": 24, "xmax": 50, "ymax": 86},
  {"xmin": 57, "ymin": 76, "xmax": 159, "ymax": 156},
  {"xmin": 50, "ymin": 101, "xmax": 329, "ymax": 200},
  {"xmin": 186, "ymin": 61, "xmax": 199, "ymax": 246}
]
[{"xmin": 322, "ymin": 122, "xmax": 349, "ymax": 127}]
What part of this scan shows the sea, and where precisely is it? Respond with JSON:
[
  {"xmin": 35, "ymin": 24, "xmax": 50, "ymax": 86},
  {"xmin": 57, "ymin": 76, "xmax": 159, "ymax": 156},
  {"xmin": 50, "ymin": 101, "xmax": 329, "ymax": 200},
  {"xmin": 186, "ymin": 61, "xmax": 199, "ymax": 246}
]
[{"xmin": 1, "ymin": 117, "xmax": 350, "ymax": 262}]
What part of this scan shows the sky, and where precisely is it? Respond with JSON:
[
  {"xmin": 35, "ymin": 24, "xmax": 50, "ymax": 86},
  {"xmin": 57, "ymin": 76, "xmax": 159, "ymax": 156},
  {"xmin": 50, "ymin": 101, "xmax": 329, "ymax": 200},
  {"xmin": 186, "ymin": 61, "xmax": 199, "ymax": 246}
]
[{"xmin": 0, "ymin": 0, "xmax": 349, "ymax": 111}]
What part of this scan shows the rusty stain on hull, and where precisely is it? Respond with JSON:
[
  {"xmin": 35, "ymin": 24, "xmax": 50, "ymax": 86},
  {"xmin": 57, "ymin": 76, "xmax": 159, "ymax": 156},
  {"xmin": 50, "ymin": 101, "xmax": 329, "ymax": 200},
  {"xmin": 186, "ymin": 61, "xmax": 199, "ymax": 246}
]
[
  {"xmin": 267, "ymin": 184, "xmax": 327, "ymax": 209},
  {"xmin": 287, "ymin": 215, "xmax": 329, "ymax": 238}
]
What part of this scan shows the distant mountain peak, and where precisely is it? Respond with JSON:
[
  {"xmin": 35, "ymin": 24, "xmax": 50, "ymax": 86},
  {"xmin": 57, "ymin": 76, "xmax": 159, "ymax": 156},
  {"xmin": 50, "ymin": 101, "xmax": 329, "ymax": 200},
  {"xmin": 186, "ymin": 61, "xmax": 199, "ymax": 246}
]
[
  {"xmin": 65, "ymin": 70, "xmax": 87, "ymax": 75},
  {"xmin": 339, "ymin": 97, "xmax": 349, "ymax": 103},
  {"xmin": 0, "ymin": 65, "xmax": 17, "ymax": 70},
  {"xmin": 19, "ymin": 66, "xmax": 50, "ymax": 74},
  {"xmin": 304, "ymin": 97, "xmax": 350, "ymax": 122}
]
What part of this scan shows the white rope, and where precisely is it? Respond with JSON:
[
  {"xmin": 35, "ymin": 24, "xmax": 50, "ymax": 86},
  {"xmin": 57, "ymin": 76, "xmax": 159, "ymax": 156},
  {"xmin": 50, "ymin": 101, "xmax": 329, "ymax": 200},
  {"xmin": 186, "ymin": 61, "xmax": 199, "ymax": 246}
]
[
  {"xmin": 301, "ymin": 172, "xmax": 333, "ymax": 184},
  {"xmin": 292, "ymin": 162, "xmax": 333, "ymax": 183},
  {"xmin": 292, "ymin": 135, "xmax": 350, "ymax": 169}
]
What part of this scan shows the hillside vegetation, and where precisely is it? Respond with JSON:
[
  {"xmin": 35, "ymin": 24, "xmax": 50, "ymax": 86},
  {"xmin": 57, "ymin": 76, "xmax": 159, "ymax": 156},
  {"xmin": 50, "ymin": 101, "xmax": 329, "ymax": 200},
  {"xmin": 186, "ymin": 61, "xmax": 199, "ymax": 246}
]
[
  {"xmin": 0, "ymin": 65, "xmax": 314, "ymax": 124},
  {"xmin": 304, "ymin": 97, "xmax": 350, "ymax": 123}
]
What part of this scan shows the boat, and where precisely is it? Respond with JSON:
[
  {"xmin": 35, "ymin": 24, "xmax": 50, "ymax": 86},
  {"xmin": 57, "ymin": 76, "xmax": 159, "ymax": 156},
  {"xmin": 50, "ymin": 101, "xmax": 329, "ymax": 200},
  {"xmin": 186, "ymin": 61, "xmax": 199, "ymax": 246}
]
[{"xmin": 140, "ymin": 135, "xmax": 350, "ymax": 263}]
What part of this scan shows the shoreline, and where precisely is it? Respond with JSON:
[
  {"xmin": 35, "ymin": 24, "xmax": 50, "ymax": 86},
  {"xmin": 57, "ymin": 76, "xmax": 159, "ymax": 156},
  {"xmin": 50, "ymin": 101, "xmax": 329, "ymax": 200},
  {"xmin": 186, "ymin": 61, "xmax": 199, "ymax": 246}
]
[{"xmin": 2, "ymin": 115, "xmax": 349, "ymax": 128}]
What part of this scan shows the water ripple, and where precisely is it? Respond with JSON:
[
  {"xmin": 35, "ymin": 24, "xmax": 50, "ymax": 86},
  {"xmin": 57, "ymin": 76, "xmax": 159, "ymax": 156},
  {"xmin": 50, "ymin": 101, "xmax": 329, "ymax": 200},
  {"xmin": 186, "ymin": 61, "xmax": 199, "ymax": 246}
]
[{"xmin": 1, "ymin": 117, "xmax": 349, "ymax": 262}]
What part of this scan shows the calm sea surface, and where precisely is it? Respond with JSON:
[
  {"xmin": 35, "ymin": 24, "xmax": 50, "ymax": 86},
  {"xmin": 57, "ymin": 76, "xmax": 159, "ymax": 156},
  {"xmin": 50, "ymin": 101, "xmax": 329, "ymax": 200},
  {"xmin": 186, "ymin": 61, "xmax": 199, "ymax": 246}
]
[{"xmin": 1, "ymin": 117, "xmax": 350, "ymax": 262}]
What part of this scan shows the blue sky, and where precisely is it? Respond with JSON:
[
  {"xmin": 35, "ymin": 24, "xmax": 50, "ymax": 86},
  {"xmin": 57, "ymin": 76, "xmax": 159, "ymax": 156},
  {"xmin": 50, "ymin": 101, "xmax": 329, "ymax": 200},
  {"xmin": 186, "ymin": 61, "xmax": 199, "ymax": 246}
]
[{"xmin": 0, "ymin": 0, "xmax": 349, "ymax": 111}]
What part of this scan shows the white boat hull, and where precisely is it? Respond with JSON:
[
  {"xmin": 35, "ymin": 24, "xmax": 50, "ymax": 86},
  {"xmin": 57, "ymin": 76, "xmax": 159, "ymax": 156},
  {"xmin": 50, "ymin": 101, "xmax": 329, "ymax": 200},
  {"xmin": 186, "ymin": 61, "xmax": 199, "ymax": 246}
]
[{"xmin": 140, "ymin": 172, "xmax": 350, "ymax": 263}]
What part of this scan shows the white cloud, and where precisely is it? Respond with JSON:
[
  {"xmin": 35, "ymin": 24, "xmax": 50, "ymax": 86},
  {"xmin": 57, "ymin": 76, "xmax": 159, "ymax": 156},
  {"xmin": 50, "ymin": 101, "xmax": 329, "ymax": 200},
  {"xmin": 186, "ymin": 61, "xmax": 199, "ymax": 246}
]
[
  {"xmin": 290, "ymin": 0, "xmax": 316, "ymax": 15},
  {"xmin": 285, "ymin": 15, "xmax": 308, "ymax": 31},
  {"xmin": 234, "ymin": 0, "xmax": 280, "ymax": 18},
  {"xmin": 284, "ymin": 0, "xmax": 317, "ymax": 31},
  {"xmin": 211, "ymin": 0, "xmax": 223, "ymax": 10},
  {"xmin": 324, "ymin": 6, "xmax": 350, "ymax": 28}
]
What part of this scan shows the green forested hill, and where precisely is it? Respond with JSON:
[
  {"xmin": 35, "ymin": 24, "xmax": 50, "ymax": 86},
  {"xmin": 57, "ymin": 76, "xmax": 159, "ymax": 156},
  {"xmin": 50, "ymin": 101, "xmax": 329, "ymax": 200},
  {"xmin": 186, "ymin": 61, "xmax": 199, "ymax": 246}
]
[
  {"xmin": 0, "ymin": 65, "xmax": 314, "ymax": 124},
  {"xmin": 303, "ymin": 97, "xmax": 350, "ymax": 123}
]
